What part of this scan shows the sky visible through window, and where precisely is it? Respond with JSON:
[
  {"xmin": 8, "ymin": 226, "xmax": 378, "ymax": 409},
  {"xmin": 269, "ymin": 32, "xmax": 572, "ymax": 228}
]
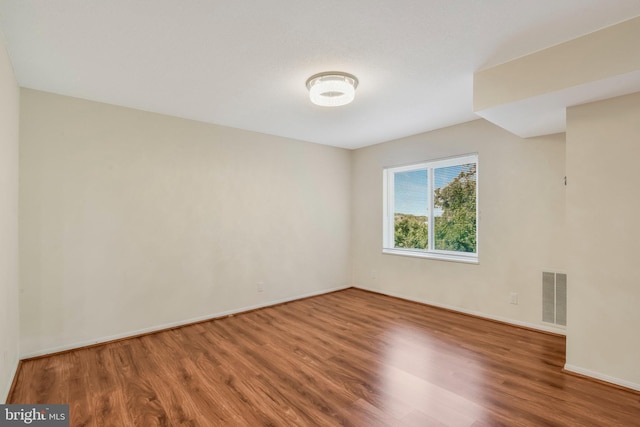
[
  {"xmin": 394, "ymin": 165, "xmax": 469, "ymax": 216},
  {"xmin": 394, "ymin": 170, "xmax": 428, "ymax": 216}
]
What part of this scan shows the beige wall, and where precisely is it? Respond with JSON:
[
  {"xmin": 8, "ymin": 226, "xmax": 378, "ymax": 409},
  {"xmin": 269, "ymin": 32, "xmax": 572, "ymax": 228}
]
[
  {"xmin": 351, "ymin": 119, "xmax": 566, "ymax": 331},
  {"xmin": 19, "ymin": 89, "xmax": 351, "ymax": 356},
  {"xmin": 565, "ymin": 92, "xmax": 640, "ymax": 389},
  {"xmin": 474, "ymin": 16, "xmax": 640, "ymax": 111},
  {"xmin": 0, "ymin": 35, "xmax": 20, "ymax": 402}
]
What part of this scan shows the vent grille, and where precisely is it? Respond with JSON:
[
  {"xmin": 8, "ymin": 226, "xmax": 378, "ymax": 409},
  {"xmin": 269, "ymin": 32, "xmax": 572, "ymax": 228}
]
[{"xmin": 542, "ymin": 272, "xmax": 567, "ymax": 326}]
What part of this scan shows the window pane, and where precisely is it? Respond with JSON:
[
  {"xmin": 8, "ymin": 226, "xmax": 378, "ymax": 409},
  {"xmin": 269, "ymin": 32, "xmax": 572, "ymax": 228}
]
[
  {"xmin": 394, "ymin": 169, "xmax": 428, "ymax": 249},
  {"xmin": 433, "ymin": 163, "xmax": 476, "ymax": 253}
]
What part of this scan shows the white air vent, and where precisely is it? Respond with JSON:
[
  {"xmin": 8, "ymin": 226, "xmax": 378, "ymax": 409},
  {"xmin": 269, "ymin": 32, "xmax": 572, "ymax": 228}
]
[{"xmin": 542, "ymin": 272, "xmax": 567, "ymax": 326}]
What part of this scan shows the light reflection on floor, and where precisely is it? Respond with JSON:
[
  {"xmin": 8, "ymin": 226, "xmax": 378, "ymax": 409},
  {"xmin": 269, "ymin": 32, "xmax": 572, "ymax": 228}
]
[{"xmin": 379, "ymin": 322, "xmax": 487, "ymax": 426}]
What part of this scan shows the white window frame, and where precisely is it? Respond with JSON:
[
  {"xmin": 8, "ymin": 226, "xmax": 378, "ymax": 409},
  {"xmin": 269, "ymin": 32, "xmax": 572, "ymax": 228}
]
[{"xmin": 383, "ymin": 154, "xmax": 478, "ymax": 264}]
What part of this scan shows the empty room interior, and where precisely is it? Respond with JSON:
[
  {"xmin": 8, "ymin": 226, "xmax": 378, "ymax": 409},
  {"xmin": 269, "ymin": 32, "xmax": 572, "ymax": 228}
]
[{"xmin": 1, "ymin": 1, "xmax": 640, "ymax": 425}]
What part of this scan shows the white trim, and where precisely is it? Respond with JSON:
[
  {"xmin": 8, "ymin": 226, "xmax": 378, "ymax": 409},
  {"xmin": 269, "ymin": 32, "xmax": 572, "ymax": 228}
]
[
  {"xmin": 564, "ymin": 364, "xmax": 640, "ymax": 392},
  {"xmin": 382, "ymin": 168, "xmax": 393, "ymax": 249},
  {"xmin": 383, "ymin": 152, "xmax": 478, "ymax": 172},
  {"xmin": 382, "ymin": 248, "xmax": 478, "ymax": 264},
  {"xmin": 20, "ymin": 286, "xmax": 350, "ymax": 359},
  {"xmin": 355, "ymin": 285, "xmax": 566, "ymax": 335},
  {"xmin": 2, "ymin": 357, "xmax": 19, "ymax": 403},
  {"xmin": 427, "ymin": 166, "xmax": 435, "ymax": 251}
]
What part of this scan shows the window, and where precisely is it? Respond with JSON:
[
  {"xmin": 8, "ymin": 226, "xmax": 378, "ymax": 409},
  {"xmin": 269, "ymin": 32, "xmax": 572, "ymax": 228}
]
[{"xmin": 383, "ymin": 154, "xmax": 478, "ymax": 263}]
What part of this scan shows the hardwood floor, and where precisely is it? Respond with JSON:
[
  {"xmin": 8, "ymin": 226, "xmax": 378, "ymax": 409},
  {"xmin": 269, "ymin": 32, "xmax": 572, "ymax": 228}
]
[{"xmin": 9, "ymin": 288, "xmax": 640, "ymax": 426}]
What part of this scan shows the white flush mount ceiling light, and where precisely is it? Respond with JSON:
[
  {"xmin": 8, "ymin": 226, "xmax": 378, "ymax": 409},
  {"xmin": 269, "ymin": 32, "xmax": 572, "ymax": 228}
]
[{"xmin": 306, "ymin": 72, "xmax": 359, "ymax": 107}]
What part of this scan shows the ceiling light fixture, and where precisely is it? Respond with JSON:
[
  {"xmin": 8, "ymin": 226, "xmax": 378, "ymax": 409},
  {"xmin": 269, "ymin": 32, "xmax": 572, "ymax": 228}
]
[{"xmin": 306, "ymin": 72, "xmax": 359, "ymax": 107}]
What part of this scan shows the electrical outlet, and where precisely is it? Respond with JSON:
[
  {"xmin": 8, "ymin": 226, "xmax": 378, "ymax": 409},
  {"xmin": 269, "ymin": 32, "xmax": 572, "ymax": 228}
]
[
  {"xmin": 510, "ymin": 292, "xmax": 518, "ymax": 305},
  {"xmin": 257, "ymin": 281, "xmax": 265, "ymax": 292}
]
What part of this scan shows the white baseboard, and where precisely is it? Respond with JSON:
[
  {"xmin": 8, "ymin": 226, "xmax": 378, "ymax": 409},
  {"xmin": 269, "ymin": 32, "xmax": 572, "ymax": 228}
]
[
  {"xmin": 564, "ymin": 364, "xmax": 640, "ymax": 392},
  {"xmin": 355, "ymin": 285, "xmax": 567, "ymax": 336},
  {"xmin": 2, "ymin": 357, "xmax": 19, "ymax": 403},
  {"xmin": 21, "ymin": 285, "xmax": 350, "ymax": 359}
]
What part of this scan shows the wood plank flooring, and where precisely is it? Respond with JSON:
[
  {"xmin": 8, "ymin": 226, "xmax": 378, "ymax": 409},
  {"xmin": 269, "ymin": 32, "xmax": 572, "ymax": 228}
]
[{"xmin": 8, "ymin": 288, "xmax": 640, "ymax": 426}]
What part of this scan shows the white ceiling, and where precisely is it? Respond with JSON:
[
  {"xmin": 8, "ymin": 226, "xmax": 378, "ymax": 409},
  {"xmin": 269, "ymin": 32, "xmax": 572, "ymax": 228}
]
[{"xmin": 1, "ymin": 1, "xmax": 639, "ymax": 149}]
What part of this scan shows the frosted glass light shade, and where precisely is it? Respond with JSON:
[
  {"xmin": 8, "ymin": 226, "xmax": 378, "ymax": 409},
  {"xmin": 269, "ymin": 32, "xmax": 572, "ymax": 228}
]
[{"xmin": 306, "ymin": 72, "xmax": 359, "ymax": 107}]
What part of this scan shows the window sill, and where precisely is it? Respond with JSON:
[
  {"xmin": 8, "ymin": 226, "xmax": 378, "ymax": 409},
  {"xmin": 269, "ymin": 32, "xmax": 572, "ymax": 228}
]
[{"xmin": 382, "ymin": 248, "xmax": 479, "ymax": 264}]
